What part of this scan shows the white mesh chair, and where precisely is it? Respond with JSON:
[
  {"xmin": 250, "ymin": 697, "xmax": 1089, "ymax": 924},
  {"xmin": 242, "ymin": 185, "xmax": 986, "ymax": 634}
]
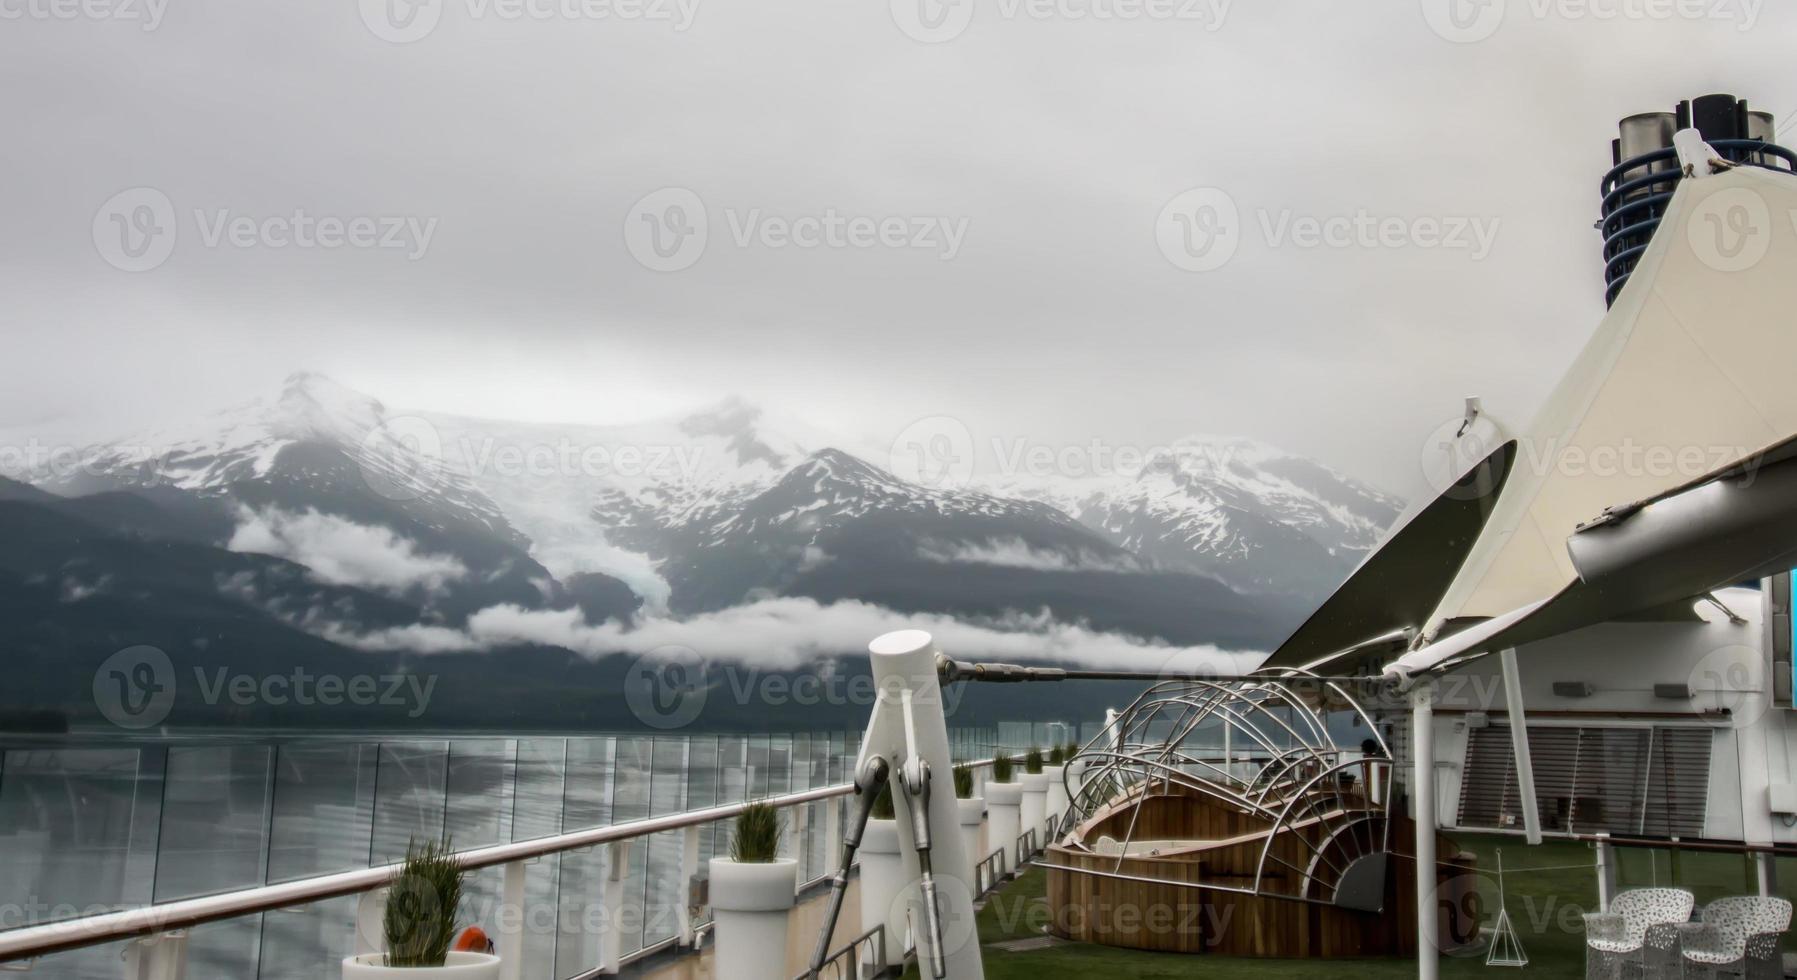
[
  {"xmin": 1676, "ymin": 896, "xmax": 1792, "ymax": 980},
  {"xmin": 1583, "ymin": 888, "xmax": 1695, "ymax": 980}
]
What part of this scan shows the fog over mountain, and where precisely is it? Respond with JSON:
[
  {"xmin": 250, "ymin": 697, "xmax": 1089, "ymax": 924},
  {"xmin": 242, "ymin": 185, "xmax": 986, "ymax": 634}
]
[{"xmin": 2, "ymin": 372, "xmax": 1401, "ymax": 727}]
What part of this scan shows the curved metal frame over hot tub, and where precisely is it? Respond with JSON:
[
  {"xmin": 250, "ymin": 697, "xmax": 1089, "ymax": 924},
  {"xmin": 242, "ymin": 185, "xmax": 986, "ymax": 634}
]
[{"xmin": 1042, "ymin": 672, "xmax": 1473, "ymax": 957}]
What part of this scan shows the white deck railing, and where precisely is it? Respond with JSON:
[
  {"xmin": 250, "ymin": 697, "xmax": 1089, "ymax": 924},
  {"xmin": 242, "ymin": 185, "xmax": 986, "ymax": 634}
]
[{"xmin": 0, "ymin": 758, "xmax": 1002, "ymax": 979}]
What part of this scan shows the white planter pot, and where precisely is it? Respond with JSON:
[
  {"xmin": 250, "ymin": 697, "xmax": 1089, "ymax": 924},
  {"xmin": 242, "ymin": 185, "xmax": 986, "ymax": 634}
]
[
  {"xmin": 1043, "ymin": 765, "xmax": 1068, "ymax": 827},
  {"xmin": 857, "ymin": 820, "xmax": 906, "ymax": 969},
  {"xmin": 956, "ymin": 796, "xmax": 985, "ymax": 886},
  {"xmin": 985, "ymin": 781, "xmax": 1022, "ymax": 873},
  {"xmin": 1019, "ymin": 772, "xmax": 1049, "ymax": 842},
  {"xmin": 342, "ymin": 952, "xmax": 501, "ymax": 979},
  {"xmin": 709, "ymin": 857, "xmax": 797, "ymax": 980}
]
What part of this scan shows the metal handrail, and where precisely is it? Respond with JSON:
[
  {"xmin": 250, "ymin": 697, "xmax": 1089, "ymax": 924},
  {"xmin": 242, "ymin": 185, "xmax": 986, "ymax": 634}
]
[
  {"xmin": 794, "ymin": 924, "xmax": 884, "ymax": 980},
  {"xmin": 0, "ymin": 757, "xmax": 997, "ymax": 965}
]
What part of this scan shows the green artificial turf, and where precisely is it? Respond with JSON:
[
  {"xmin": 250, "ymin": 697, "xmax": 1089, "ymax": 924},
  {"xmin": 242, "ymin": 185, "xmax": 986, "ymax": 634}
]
[{"xmin": 903, "ymin": 833, "xmax": 1793, "ymax": 979}]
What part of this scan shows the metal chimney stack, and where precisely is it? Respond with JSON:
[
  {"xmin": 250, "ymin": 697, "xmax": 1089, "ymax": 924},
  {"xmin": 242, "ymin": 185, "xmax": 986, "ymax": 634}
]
[{"xmin": 1599, "ymin": 94, "xmax": 1795, "ymax": 306}]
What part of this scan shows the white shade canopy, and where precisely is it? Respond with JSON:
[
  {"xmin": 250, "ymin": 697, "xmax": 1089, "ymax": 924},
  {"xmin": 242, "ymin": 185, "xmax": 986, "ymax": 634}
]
[{"xmin": 1422, "ymin": 164, "xmax": 1797, "ymax": 640}]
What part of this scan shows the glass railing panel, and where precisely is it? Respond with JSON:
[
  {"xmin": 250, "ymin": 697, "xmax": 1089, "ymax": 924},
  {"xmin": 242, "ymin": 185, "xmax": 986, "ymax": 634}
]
[
  {"xmin": 554, "ymin": 737, "xmax": 612, "ymax": 978},
  {"xmin": 511, "ymin": 738, "xmax": 567, "ymax": 979},
  {"xmin": 154, "ymin": 744, "xmax": 272, "ymax": 902},
  {"xmin": 9, "ymin": 937, "xmax": 136, "ymax": 980},
  {"xmin": 257, "ymin": 894, "xmax": 358, "ymax": 980},
  {"xmin": 804, "ymin": 735, "xmax": 828, "ymax": 879},
  {"xmin": 0, "ymin": 747, "xmax": 158, "ymax": 926},
  {"xmin": 746, "ymin": 735, "xmax": 770, "ymax": 798},
  {"xmin": 766, "ymin": 734, "xmax": 790, "ymax": 799},
  {"xmin": 1612, "ymin": 843, "xmax": 1758, "ymax": 908},
  {"xmin": 552, "ymin": 846, "xmax": 605, "ymax": 978},
  {"xmin": 512, "ymin": 739, "xmax": 566, "ymax": 842},
  {"xmin": 458, "ymin": 863, "xmax": 506, "ymax": 974},
  {"xmin": 185, "ymin": 905, "xmax": 263, "ymax": 975},
  {"xmin": 611, "ymin": 737, "xmax": 651, "ymax": 959},
  {"xmin": 685, "ymin": 735, "xmax": 718, "ymax": 819},
  {"xmin": 827, "ymin": 731, "xmax": 846, "ymax": 784},
  {"xmin": 369, "ymin": 741, "xmax": 448, "ymax": 866},
  {"xmin": 642, "ymin": 737, "xmax": 687, "ymax": 948},
  {"xmin": 445, "ymin": 738, "xmax": 512, "ymax": 849},
  {"xmin": 788, "ymin": 734, "xmax": 810, "ymax": 879},
  {"xmin": 520, "ymin": 852, "xmax": 562, "ymax": 980},
  {"xmin": 267, "ymin": 742, "xmax": 376, "ymax": 883},
  {"xmin": 563, "ymin": 737, "xmax": 613, "ymax": 829},
  {"xmin": 718, "ymin": 736, "xmax": 747, "ymax": 807},
  {"xmin": 685, "ymin": 736, "xmax": 719, "ymax": 930}
]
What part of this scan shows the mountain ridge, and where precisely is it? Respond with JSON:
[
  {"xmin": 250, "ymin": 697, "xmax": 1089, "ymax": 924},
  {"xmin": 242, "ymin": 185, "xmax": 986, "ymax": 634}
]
[{"xmin": 12, "ymin": 372, "xmax": 1401, "ymax": 646}]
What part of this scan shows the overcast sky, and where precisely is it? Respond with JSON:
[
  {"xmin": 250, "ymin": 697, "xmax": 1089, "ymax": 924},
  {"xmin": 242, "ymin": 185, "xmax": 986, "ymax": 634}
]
[{"xmin": 4, "ymin": 0, "xmax": 1795, "ymax": 495}]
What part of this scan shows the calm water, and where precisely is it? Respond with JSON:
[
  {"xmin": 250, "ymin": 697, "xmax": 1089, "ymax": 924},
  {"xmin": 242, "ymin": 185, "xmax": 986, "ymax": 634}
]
[{"xmin": 0, "ymin": 723, "xmax": 1077, "ymax": 980}]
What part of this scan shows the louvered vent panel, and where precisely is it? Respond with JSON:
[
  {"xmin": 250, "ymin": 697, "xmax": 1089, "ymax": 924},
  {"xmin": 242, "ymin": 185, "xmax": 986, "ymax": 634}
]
[{"xmin": 1455, "ymin": 724, "xmax": 1711, "ymax": 838}]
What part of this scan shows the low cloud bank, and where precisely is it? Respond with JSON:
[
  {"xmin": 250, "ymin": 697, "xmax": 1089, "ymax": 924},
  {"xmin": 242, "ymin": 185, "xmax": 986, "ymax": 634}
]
[
  {"xmin": 228, "ymin": 507, "xmax": 468, "ymax": 596},
  {"xmin": 316, "ymin": 594, "xmax": 1262, "ymax": 674},
  {"xmin": 916, "ymin": 536, "xmax": 1140, "ymax": 573}
]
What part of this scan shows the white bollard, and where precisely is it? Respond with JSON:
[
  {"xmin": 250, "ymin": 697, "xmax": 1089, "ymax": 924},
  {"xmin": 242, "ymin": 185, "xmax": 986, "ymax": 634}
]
[
  {"xmin": 986, "ymin": 780, "xmax": 1021, "ymax": 874},
  {"xmin": 1042, "ymin": 764, "xmax": 1068, "ymax": 827},
  {"xmin": 708, "ymin": 856, "xmax": 798, "ymax": 980},
  {"xmin": 957, "ymin": 795, "xmax": 985, "ymax": 888},
  {"xmin": 1019, "ymin": 771, "xmax": 1048, "ymax": 844}
]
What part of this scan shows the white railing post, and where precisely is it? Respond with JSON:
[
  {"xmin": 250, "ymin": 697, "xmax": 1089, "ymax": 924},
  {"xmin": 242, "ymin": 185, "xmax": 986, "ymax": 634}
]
[
  {"xmin": 122, "ymin": 931, "xmax": 187, "ymax": 980},
  {"xmin": 599, "ymin": 841, "xmax": 631, "ymax": 974},
  {"xmin": 677, "ymin": 825, "xmax": 701, "ymax": 948},
  {"xmin": 1593, "ymin": 833, "xmax": 1615, "ymax": 911},
  {"xmin": 1412, "ymin": 681, "xmax": 1438, "ymax": 980},
  {"xmin": 497, "ymin": 859, "xmax": 526, "ymax": 980}
]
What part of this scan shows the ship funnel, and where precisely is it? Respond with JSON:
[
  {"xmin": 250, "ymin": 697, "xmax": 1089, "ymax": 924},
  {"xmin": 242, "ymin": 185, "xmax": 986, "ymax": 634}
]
[{"xmin": 1599, "ymin": 94, "xmax": 1795, "ymax": 306}]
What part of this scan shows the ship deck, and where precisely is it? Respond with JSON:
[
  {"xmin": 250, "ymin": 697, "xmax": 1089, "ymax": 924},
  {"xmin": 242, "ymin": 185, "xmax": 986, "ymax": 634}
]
[{"xmin": 909, "ymin": 833, "xmax": 1797, "ymax": 979}]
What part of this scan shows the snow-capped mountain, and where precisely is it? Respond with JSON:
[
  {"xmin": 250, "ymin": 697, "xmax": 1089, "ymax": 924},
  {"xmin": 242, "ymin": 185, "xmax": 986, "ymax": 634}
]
[
  {"xmin": 631, "ymin": 447, "xmax": 1147, "ymax": 614},
  {"xmin": 35, "ymin": 372, "xmax": 518, "ymax": 546},
  {"xmin": 0, "ymin": 372, "xmax": 1418, "ymax": 731},
  {"xmin": 984, "ymin": 437, "xmax": 1402, "ymax": 596},
  {"xmin": 17, "ymin": 373, "xmax": 1401, "ymax": 640},
  {"xmin": 23, "ymin": 373, "xmax": 638, "ymax": 625},
  {"xmin": 415, "ymin": 396, "xmax": 836, "ymax": 608}
]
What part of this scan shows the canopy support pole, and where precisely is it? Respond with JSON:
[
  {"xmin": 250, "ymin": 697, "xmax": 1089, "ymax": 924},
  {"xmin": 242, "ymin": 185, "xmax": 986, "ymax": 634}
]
[
  {"xmin": 1413, "ymin": 681, "xmax": 1439, "ymax": 980},
  {"xmin": 1499, "ymin": 648, "xmax": 1542, "ymax": 845}
]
